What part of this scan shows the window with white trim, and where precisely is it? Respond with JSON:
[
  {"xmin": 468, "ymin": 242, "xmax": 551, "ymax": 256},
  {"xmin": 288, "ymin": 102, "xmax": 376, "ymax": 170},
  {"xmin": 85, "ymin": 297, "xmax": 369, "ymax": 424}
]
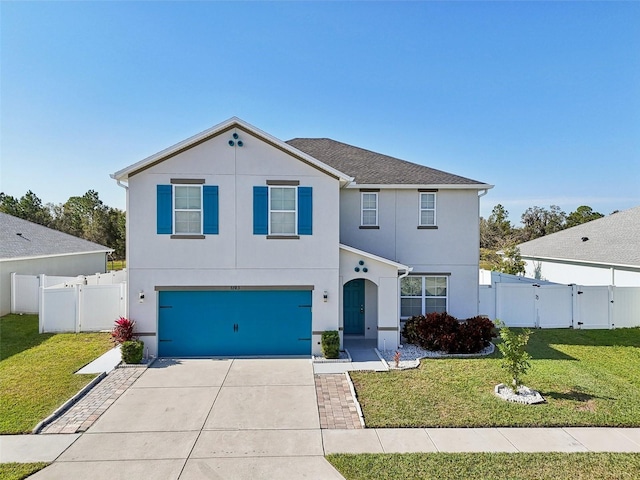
[
  {"xmin": 400, "ymin": 275, "xmax": 448, "ymax": 317},
  {"xmin": 361, "ymin": 192, "xmax": 378, "ymax": 226},
  {"xmin": 419, "ymin": 192, "xmax": 436, "ymax": 226},
  {"xmin": 269, "ymin": 186, "xmax": 297, "ymax": 235},
  {"xmin": 174, "ymin": 185, "xmax": 202, "ymax": 234}
]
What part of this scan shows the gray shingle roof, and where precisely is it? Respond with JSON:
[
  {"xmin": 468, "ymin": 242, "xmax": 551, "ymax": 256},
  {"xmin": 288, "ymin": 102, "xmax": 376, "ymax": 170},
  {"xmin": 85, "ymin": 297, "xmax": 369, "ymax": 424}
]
[
  {"xmin": 518, "ymin": 206, "xmax": 640, "ymax": 267},
  {"xmin": 0, "ymin": 213, "xmax": 112, "ymax": 260},
  {"xmin": 286, "ymin": 138, "xmax": 487, "ymax": 186}
]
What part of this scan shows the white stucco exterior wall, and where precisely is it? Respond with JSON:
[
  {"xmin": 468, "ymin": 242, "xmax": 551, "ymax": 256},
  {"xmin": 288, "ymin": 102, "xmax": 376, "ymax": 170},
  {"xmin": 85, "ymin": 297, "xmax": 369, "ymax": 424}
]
[
  {"xmin": 125, "ymin": 128, "xmax": 341, "ymax": 356},
  {"xmin": 339, "ymin": 188, "xmax": 481, "ymax": 319}
]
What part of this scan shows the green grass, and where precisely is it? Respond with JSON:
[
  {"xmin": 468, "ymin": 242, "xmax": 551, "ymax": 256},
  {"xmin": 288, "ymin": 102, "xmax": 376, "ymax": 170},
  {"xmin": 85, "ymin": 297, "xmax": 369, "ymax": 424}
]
[
  {"xmin": 0, "ymin": 314, "xmax": 112, "ymax": 434},
  {"xmin": 350, "ymin": 328, "xmax": 640, "ymax": 428},
  {"xmin": 327, "ymin": 452, "xmax": 640, "ymax": 480},
  {"xmin": 107, "ymin": 259, "xmax": 126, "ymax": 271},
  {"xmin": 0, "ymin": 463, "xmax": 49, "ymax": 480}
]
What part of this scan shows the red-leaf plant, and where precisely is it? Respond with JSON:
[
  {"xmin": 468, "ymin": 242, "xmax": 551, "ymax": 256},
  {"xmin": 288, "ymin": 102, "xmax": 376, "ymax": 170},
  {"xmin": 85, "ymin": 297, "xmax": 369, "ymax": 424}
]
[{"xmin": 111, "ymin": 316, "xmax": 137, "ymax": 344}]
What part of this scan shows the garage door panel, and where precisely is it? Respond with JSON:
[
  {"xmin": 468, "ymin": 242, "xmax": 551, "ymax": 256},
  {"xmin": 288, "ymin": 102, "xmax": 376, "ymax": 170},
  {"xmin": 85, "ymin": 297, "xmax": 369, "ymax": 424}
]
[{"xmin": 158, "ymin": 290, "xmax": 311, "ymax": 357}]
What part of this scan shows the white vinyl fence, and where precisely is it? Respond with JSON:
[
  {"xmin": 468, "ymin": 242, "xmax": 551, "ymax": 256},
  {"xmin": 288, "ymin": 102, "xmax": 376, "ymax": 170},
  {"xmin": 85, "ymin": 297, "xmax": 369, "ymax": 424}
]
[
  {"xmin": 10, "ymin": 271, "xmax": 127, "ymax": 333},
  {"xmin": 480, "ymin": 282, "xmax": 640, "ymax": 329},
  {"xmin": 40, "ymin": 282, "xmax": 127, "ymax": 333}
]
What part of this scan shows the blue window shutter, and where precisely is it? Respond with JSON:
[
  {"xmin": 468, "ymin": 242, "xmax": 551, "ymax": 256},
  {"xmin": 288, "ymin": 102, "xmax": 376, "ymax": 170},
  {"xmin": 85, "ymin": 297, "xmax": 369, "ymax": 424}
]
[
  {"xmin": 157, "ymin": 185, "xmax": 172, "ymax": 234},
  {"xmin": 298, "ymin": 187, "xmax": 313, "ymax": 235},
  {"xmin": 253, "ymin": 186, "xmax": 268, "ymax": 235},
  {"xmin": 203, "ymin": 185, "xmax": 219, "ymax": 234}
]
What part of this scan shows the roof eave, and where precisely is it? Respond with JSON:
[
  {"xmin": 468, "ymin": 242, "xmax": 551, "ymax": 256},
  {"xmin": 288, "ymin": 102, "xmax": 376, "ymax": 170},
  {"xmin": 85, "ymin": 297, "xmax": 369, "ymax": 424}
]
[
  {"xmin": 339, "ymin": 244, "xmax": 411, "ymax": 271},
  {"xmin": 520, "ymin": 254, "xmax": 640, "ymax": 271},
  {"xmin": 111, "ymin": 117, "xmax": 354, "ymax": 183},
  {"xmin": 0, "ymin": 249, "xmax": 113, "ymax": 263},
  {"xmin": 344, "ymin": 183, "xmax": 494, "ymax": 190}
]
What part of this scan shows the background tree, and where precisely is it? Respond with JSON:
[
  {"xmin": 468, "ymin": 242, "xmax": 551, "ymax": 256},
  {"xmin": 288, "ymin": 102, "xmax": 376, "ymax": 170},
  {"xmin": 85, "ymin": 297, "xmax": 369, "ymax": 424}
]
[
  {"xmin": 0, "ymin": 190, "xmax": 52, "ymax": 226},
  {"xmin": 565, "ymin": 205, "xmax": 604, "ymax": 228},
  {"xmin": 520, "ymin": 205, "xmax": 566, "ymax": 242},
  {"xmin": 2, "ymin": 189, "xmax": 126, "ymax": 259}
]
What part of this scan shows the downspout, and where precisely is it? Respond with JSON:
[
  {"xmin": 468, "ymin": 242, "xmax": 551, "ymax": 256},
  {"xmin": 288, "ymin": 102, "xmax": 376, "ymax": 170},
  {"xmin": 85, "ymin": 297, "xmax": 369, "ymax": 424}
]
[
  {"xmin": 116, "ymin": 179, "xmax": 129, "ymax": 190},
  {"xmin": 477, "ymin": 189, "xmax": 488, "ymax": 316}
]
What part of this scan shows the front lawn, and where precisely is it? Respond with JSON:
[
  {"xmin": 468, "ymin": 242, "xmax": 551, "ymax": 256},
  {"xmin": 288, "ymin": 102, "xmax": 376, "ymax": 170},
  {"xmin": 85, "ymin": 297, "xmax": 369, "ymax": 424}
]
[
  {"xmin": 327, "ymin": 452, "xmax": 640, "ymax": 480},
  {"xmin": 0, "ymin": 314, "xmax": 112, "ymax": 434},
  {"xmin": 0, "ymin": 463, "xmax": 49, "ymax": 480},
  {"xmin": 350, "ymin": 328, "xmax": 640, "ymax": 427}
]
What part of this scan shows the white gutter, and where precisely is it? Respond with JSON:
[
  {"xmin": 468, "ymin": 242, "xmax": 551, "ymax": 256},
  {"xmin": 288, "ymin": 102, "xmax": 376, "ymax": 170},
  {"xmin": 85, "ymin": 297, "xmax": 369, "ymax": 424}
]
[
  {"xmin": 478, "ymin": 188, "xmax": 489, "ymax": 197},
  {"xmin": 345, "ymin": 183, "xmax": 494, "ymax": 190},
  {"xmin": 399, "ymin": 266, "xmax": 413, "ymax": 279},
  {"xmin": 0, "ymin": 249, "xmax": 113, "ymax": 263}
]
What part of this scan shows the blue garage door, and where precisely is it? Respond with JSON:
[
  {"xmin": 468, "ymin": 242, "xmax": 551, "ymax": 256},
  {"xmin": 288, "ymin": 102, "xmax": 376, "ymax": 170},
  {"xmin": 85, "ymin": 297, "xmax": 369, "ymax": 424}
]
[{"xmin": 158, "ymin": 290, "xmax": 312, "ymax": 357}]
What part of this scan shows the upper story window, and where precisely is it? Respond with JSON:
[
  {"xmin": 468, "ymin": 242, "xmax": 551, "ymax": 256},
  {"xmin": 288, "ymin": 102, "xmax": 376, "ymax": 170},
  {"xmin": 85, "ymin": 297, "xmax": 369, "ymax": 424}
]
[
  {"xmin": 419, "ymin": 192, "xmax": 436, "ymax": 227},
  {"xmin": 157, "ymin": 182, "xmax": 218, "ymax": 236},
  {"xmin": 269, "ymin": 186, "xmax": 297, "ymax": 235},
  {"xmin": 361, "ymin": 192, "xmax": 378, "ymax": 227},
  {"xmin": 174, "ymin": 185, "xmax": 202, "ymax": 234},
  {"xmin": 400, "ymin": 275, "xmax": 448, "ymax": 318}
]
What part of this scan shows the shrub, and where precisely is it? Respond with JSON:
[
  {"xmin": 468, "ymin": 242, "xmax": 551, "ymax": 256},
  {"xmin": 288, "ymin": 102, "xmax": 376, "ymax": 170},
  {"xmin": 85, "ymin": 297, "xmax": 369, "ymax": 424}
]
[
  {"xmin": 111, "ymin": 317, "xmax": 136, "ymax": 344},
  {"xmin": 321, "ymin": 330, "xmax": 340, "ymax": 359},
  {"xmin": 121, "ymin": 340, "xmax": 144, "ymax": 364},
  {"xmin": 495, "ymin": 319, "xmax": 533, "ymax": 390},
  {"xmin": 401, "ymin": 313, "xmax": 495, "ymax": 354}
]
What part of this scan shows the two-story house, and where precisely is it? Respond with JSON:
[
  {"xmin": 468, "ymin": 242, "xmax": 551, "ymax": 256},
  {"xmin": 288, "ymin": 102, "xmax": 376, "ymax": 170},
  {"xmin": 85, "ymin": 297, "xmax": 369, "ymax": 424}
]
[{"xmin": 111, "ymin": 117, "xmax": 492, "ymax": 357}]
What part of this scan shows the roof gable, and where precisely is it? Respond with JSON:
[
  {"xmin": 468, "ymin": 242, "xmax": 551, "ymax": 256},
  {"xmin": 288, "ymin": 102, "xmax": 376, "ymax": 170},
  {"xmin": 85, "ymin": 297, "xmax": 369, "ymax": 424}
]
[
  {"xmin": 111, "ymin": 117, "xmax": 353, "ymax": 184},
  {"xmin": 286, "ymin": 138, "xmax": 491, "ymax": 187},
  {"xmin": 517, "ymin": 206, "xmax": 640, "ymax": 268},
  {"xmin": 0, "ymin": 213, "xmax": 112, "ymax": 261}
]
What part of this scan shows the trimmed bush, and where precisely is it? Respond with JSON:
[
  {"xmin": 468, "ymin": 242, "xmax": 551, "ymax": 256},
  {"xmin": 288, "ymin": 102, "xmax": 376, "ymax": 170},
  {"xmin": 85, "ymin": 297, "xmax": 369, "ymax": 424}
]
[
  {"xmin": 401, "ymin": 313, "xmax": 495, "ymax": 354},
  {"xmin": 321, "ymin": 330, "xmax": 340, "ymax": 359},
  {"xmin": 121, "ymin": 340, "xmax": 144, "ymax": 364}
]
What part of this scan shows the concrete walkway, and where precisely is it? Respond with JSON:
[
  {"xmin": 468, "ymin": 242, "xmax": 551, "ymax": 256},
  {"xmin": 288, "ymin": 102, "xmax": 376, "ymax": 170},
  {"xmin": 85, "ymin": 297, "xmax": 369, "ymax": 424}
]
[
  {"xmin": 2, "ymin": 357, "xmax": 640, "ymax": 478},
  {"xmin": 16, "ymin": 358, "xmax": 345, "ymax": 480}
]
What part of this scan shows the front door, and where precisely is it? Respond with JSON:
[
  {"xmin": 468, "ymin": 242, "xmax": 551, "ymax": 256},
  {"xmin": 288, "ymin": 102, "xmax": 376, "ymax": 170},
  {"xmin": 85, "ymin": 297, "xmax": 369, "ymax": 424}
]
[{"xmin": 343, "ymin": 279, "xmax": 365, "ymax": 335}]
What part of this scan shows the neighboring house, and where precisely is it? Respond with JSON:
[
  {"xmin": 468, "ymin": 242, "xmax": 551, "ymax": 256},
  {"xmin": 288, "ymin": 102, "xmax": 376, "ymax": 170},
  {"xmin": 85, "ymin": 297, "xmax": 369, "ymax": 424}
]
[
  {"xmin": 0, "ymin": 212, "xmax": 113, "ymax": 316},
  {"xmin": 518, "ymin": 206, "xmax": 640, "ymax": 287},
  {"xmin": 111, "ymin": 117, "xmax": 492, "ymax": 357}
]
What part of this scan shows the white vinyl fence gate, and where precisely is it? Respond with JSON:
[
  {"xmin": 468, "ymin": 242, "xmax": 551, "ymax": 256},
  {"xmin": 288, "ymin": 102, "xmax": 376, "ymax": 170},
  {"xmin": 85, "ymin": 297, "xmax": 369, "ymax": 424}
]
[
  {"xmin": 480, "ymin": 283, "xmax": 640, "ymax": 329},
  {"xmin": 10, "ymin": 272, "xmax": 127, "ymax": 333}
]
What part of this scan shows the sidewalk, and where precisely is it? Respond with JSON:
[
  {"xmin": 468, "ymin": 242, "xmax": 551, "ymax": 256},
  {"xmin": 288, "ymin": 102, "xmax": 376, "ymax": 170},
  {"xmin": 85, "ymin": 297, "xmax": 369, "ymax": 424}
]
[{"xmin": 3, "ymin": 427, "xmax": 640, "ymax": 463}]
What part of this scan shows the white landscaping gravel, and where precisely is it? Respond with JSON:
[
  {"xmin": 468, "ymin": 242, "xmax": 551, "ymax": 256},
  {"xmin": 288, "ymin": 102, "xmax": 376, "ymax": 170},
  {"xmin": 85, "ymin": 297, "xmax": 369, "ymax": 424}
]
[
  {"xmin": 495, "ymin": 383, "xmax": 546, "ymax": 404},
  {"xmin": 379, "ymin": 343, "xmax": 495, "ymax": 369}
]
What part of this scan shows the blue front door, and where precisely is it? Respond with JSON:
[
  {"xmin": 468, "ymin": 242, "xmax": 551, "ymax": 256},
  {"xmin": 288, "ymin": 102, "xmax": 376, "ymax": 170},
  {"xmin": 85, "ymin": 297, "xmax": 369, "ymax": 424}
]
[
  {"xmin": 343, "ymin": 279, "xmax": 365, "ymax": 335},
  {"xmin": 158, "ymin": 290, "xmax": 312, "ymax": 356}
]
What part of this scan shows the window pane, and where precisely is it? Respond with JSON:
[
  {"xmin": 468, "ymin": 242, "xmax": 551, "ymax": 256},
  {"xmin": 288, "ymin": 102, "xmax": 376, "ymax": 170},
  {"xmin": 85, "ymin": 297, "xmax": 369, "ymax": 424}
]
[
  {"xmin": 175, "ymin": 211, "xmax": 201, "ymax": 234},
  {"xmin": 420, "ymin": 210, "xmax": 435, "ymax": 226},
  {"xmin": 425, "ymin": 277, "xmax": 447, "ymax": 297},
  {"xmin": 425, "ymin": 298, "xmax": 447, "ymax": 313},
  {"xmin": 175, "ymin": 186, "xmax": 201, "ymax": 210},
  {"xmin": 421, "ymin": 193, "xmax": 435, "ymax": 209},
  {"xmin": 270, "ymin": 212, "xmax": 295, "ymax": 234},
  {"xmin": 401, "ymin": 298, "xmax": 422, "ymax": 317},
  {"xmin": 362, "ymin": 210, "xmax": 377, "ymax": 225},
  {"xmin": 271, "ymin": 188, "xmax": 295, "ymax": 211},
  {"xmin": 401, "ymin": 277, "xmax": 422, "ymax": 296},
  {"xmin": 362, "ymin": 193, "xmax": 377, "ymax": 209}
]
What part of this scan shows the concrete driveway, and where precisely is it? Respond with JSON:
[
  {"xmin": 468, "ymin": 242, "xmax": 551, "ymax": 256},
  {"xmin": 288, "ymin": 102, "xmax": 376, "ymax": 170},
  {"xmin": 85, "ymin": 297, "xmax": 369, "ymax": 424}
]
[{"xmin": 31, "ymin": 358, "xmax": 344, "ymax": 479}]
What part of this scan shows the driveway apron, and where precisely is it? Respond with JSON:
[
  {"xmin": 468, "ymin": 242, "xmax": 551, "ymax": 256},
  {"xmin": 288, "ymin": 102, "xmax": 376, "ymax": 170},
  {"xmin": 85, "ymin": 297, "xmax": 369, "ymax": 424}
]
[{"xmin": 31, "ymin": 358, "xmax": 344, "ymax": 480}]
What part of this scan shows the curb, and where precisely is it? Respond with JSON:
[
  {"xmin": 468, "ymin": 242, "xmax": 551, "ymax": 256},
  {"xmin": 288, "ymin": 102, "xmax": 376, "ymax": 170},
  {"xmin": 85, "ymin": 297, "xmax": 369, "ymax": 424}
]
[
  {"xmin": 32, "ymin": 372, "xmax": 107, "ymax": 434},
  {"xmin": 345, "ymin": 371, "xmax": 366, "ymax": 427}
]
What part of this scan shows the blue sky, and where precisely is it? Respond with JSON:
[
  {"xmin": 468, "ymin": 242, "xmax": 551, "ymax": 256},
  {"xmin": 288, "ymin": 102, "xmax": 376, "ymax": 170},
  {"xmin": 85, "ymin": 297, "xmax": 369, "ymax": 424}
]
[{"xmin": 2, "ymin": 1, "xmax": 639, "ymax": 223}]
